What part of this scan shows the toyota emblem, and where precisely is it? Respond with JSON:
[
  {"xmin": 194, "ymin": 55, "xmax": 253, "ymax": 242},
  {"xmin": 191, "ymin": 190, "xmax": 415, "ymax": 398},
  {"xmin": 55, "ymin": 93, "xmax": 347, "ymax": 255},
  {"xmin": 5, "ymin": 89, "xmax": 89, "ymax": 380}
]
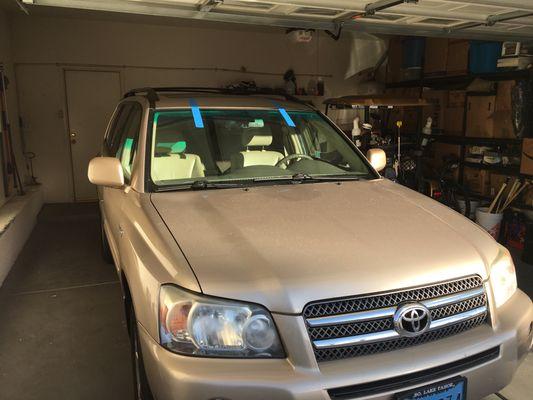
[{"xmin": 394, "ymin": 303, "xmax": 431, "ymax": 337}]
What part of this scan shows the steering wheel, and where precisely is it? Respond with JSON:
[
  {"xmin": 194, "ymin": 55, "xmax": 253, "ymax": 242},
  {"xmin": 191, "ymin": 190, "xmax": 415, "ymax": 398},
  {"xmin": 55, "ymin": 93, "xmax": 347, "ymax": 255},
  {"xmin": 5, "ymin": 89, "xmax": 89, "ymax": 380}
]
[{"xmin": 276, "ymin": 154, "xmax": 313, "ymax": 168}]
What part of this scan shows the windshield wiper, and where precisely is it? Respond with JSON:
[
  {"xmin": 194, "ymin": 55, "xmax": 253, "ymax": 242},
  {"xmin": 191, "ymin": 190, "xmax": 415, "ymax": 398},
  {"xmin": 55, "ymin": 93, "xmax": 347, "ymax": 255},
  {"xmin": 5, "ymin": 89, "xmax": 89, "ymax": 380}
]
[
  {"xmin": 254, "ymin": 173, "xmax": 360, "ymax": 184},
  {"xmin": 157, "ymin": 180, "xmax": 246, "ymax": 192},
  {"xmin": 293, "ymin": 173, "xmax": 361, "ymax": 182},
  {"xmin": 157, "ymin": 174, "xmax": 362, "ymax": 192}
]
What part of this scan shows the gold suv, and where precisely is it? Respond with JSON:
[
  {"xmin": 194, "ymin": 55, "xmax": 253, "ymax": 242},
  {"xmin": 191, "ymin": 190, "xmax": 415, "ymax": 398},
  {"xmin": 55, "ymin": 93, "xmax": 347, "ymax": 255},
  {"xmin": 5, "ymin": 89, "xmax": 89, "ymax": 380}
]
[{"xmin": 88, "ymin": 87, "xmax": 533, "ymax": 400}]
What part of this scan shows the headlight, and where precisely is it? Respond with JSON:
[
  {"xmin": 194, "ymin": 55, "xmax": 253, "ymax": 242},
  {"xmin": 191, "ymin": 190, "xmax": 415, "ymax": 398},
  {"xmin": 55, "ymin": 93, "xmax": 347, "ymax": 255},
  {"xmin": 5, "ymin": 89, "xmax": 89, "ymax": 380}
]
[
  {"xmin": 159, "ymin": 285, "xmax": 285, "ymax": 358},
  {"xmin": 490, "ymin": 248, "xmax": 517, "ymax": 308}
]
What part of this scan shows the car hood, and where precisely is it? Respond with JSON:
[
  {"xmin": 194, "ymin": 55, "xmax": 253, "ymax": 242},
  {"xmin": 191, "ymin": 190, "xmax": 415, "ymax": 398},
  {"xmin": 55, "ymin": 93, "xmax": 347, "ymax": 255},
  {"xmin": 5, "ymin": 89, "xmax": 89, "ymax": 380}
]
[{"xmin": 150, "ymin": 179, "xmax": 499, "ymax": 314}]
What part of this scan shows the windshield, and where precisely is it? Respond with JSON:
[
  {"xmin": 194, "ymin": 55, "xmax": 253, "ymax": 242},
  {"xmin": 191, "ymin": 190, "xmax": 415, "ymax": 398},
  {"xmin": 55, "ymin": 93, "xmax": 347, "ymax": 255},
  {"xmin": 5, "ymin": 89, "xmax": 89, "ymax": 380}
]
[{"xmin": 149, "ymin": 108, "xmax": 374, "ymax": 188}]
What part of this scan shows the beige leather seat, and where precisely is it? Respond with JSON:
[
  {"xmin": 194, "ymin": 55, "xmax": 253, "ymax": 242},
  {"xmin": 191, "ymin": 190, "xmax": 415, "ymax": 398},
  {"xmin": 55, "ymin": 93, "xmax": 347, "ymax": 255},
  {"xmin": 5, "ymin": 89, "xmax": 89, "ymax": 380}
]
[
  {"xmin": 152, "ymin": 146, "xmax": 205, "ymax": 182},
  {"xmin": 231, "ymin": 130, "xmax": 284, "ymax": 169}
]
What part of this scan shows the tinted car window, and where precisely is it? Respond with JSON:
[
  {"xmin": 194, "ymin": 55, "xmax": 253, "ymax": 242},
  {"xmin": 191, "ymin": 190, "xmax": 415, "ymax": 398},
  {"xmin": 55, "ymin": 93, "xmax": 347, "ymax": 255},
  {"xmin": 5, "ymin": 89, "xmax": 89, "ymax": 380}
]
[
  {"xmin": 106, "ymin": 103, "xmax": 133, "ymax": 155},
  {"xmin": 149, "ymin": 109, "xmax": 373, "ymax": 187},
  {"xmin": 115, "ymin": 103, "xmax": 143, "ymax": 182}
]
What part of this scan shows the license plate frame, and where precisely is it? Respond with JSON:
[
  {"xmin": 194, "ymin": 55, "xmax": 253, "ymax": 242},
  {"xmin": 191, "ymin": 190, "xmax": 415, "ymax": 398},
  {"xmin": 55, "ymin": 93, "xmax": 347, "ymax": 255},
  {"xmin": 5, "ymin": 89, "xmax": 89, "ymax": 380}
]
[{"xmin": 395, "ymin": 376, "xmax": 467, "ymax": 400}]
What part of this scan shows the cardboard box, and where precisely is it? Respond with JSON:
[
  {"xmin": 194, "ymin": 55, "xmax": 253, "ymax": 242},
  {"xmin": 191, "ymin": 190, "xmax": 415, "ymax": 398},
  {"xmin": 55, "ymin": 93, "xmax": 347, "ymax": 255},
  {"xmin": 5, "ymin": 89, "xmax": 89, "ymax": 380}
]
[
  {"xmin": 424, "ymin": 38, "xmax": 448, "ymax": 75},
  {"xmin": 520, "ymin": 138, "xmax": 533, "ymax": 176},
  {"xmin": 464, "ymin": 167, "xmax": 490, "ymax": 196},
  {"xmin": 444, "ymin": 107, "xmax": 465, "ymax": 135},
  {"xmin": 492, "ymin": 110, "xmax": 516, "ymax": 139},
  {"xmin": 466, "ymin": 95, "xmax": 496, "ymax": 137},
  {"xmin": 422, "ymin": 90, "xmax": 448, "ymax": 130},
  {"xmin": 448, "ymin": 91, "xmax": 466, "ymax": 108},
  {"xmin": 446, "ymin": 40, "xmax": 469, "ymax": 75},
  {"xmin": 496, "ymin": 80, "xmax": 515, "ymax": 111}
]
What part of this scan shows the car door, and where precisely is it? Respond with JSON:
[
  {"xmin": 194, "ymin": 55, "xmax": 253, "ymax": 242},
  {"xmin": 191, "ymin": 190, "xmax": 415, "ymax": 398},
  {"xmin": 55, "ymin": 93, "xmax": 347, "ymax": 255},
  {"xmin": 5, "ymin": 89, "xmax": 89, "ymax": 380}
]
[
  {"xmin": 113, "ymin": 103, "xmax": 144, "ymax": 268},
  {"xmin": 101, "ymin": 102, "xmax": 141, "ymax": 267}
]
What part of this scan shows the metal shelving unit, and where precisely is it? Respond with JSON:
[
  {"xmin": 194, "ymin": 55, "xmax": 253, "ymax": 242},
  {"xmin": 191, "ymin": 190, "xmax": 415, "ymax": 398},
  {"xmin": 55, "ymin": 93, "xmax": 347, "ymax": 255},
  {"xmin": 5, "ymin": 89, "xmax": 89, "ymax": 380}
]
[
  {"xmin": 387, "ymin": 70, "xmax": 532, "ymax": 89},
  {"xmin": 389, "ymin": 71, "xmax": 531, "ymax": 183},
  {"xmin": 461, "ymin": 162, "xmax": 523, "ymax": 177},
  {"xmin": 425, "ymin": 134, "xmax": 521, "ymax": 146}
]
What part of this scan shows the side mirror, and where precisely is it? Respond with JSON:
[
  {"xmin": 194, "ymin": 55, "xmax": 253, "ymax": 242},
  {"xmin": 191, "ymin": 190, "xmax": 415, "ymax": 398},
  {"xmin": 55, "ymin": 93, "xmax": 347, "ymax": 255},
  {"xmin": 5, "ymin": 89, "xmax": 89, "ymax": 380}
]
[
  {"xmin": 88, "ymin": 157, "xmax": 124, "ymax": 188},
  {"xmin": 367, "ymin": 148, "xmax": 386, "ymax": 172}
]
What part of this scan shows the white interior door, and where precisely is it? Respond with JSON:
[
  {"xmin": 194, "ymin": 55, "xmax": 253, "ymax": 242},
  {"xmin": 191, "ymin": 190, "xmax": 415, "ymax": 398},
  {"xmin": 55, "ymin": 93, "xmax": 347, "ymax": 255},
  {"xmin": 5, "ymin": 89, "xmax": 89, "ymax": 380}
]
[{"xmin": 65, "ymin": 70, "xmax": 121, "ymax": 201}]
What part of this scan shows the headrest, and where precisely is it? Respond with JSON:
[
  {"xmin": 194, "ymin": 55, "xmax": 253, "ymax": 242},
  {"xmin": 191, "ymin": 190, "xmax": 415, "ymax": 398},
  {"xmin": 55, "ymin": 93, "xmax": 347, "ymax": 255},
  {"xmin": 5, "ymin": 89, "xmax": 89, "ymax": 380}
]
[
  {"xmin": 242, "ymin": 128, "xmax": 273, "ymax": 147},
  {"xmin": 155, "ymin": 146, "xmax": 171, "ymax": 157}
]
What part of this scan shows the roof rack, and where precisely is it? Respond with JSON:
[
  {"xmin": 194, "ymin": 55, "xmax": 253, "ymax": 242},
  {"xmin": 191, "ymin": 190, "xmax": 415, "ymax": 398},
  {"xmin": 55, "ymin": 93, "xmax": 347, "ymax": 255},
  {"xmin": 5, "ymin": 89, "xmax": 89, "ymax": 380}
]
[{"xmin": 123, "ymin": 86, "xmax": 315, "ymax": 109}]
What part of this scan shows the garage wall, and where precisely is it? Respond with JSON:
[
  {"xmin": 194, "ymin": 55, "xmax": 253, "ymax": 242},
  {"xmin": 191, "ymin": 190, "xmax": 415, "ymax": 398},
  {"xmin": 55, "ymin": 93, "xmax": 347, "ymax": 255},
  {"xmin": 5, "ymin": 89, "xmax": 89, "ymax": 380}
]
[
  {"xmin": 9, "ymin": 14, "xmax": 377, "ymax": 203},
  {"xmin": 0, "ymin": 9, "xmax": 25, "ymax": 207}
]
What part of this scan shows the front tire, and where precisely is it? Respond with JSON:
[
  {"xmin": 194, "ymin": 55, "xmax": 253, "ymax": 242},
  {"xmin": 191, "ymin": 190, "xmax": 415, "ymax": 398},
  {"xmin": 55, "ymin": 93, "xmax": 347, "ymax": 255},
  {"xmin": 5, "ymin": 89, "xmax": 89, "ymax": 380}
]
[{"xmin": 129, "ymin": 304, "xmax": 155, "ymax": 400}]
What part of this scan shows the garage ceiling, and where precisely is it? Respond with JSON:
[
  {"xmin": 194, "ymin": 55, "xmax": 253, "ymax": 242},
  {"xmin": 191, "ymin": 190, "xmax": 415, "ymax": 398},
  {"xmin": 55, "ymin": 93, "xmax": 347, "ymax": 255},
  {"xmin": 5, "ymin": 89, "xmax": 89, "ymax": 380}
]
[{"xmin": 19, "ymin": 0, "xmax": 533, "ymax": 40}]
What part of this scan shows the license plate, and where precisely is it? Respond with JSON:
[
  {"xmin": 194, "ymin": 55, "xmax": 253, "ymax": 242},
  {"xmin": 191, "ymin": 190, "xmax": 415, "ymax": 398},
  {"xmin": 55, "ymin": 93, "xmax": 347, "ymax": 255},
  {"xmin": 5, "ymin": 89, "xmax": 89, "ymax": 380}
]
[{"xmin": 396, "ymin": 377, "xmax": 467, "ymax": 400}]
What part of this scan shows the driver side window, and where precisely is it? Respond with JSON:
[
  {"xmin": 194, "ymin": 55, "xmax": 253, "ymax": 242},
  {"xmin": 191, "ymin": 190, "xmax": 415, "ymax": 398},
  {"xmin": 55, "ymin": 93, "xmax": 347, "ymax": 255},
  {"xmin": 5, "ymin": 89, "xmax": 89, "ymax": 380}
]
[{"xmin": 115, "ymin": 103, "xmax": 143, "ymax": 183}]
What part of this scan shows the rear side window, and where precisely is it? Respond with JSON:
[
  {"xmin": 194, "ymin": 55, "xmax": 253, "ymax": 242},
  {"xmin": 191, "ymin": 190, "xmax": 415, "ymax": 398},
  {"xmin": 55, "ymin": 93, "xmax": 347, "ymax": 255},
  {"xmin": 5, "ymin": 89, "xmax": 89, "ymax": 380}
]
[
  {"xmin": 106, "ymin": 103, "xmax": 132, "ymax": 155},
  {"xmin": 115, "ymin": 103, "xmax": 143, "ymax": 182}
]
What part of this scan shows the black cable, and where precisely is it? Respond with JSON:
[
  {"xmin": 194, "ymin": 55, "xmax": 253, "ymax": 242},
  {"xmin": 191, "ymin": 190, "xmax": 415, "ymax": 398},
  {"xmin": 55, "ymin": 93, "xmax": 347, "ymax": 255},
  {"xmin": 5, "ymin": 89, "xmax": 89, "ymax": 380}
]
[{"xmin": 494, "ymin": 392, "xmax": 510, "ymax": 400}]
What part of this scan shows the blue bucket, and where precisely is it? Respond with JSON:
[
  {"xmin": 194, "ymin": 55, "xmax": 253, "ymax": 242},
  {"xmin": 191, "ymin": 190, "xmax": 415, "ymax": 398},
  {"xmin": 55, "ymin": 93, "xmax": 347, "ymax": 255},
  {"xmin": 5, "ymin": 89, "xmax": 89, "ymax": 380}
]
[{"xmin": 469, "ymin": 41, "xmax": 502, "ymax": 74}]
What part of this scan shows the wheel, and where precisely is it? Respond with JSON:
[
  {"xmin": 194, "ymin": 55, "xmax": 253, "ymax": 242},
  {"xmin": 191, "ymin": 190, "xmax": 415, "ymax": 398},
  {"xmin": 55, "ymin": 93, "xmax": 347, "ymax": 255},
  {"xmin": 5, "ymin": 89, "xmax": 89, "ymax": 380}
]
[
  {"xmin": 100, "ymin": 218, "xmax": 114, "ymax": 264},
  {"xmin": 129, "ymin": 303, "xmax": 155, "ymax": 400}
]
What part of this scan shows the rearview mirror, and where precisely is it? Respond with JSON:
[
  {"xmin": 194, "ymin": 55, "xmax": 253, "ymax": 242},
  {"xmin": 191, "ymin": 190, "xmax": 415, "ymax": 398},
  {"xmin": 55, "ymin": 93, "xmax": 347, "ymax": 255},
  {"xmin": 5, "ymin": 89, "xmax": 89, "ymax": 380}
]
[
  {"xmin": 366, "ymin": 148, "xmax": 386, "ymax": 172},
  {"xmin": 88, "ymin": 157, "xmax": 124, "ymax": 188}
]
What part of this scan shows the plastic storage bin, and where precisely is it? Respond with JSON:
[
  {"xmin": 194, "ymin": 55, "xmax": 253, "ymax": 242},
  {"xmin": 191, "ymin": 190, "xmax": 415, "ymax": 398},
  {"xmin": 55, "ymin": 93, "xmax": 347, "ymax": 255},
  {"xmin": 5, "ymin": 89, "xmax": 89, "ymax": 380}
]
[{"xmin": 469, "ymin": 41, "xmax": 502, "ymax": 74}]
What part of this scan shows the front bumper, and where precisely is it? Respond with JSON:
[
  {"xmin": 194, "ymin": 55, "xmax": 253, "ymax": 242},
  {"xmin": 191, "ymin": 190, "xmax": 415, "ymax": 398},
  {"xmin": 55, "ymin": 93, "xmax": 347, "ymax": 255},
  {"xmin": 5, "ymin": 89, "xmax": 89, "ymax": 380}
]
[{"xmin": 139, "ymin": 290, "xmax": 533, "ymax": 400}]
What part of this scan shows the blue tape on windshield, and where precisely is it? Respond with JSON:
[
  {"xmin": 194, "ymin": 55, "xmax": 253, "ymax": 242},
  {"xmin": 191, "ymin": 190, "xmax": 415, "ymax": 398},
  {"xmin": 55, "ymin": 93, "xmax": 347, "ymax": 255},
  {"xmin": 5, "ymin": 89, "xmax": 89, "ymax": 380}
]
[
  {"xmin": 189, "ymin": 99, "xmax": 204, "ymax": 128},
  {"xmin": 278, "ymin": 107, "xmax": 296, "ymax": 127}
]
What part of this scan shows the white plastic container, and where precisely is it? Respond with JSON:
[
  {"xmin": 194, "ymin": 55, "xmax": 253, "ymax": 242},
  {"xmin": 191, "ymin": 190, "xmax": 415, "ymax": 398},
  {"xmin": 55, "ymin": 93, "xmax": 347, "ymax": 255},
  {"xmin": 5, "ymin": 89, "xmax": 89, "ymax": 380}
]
[
  {"xmin": 458, "ymin": 199, "xmax": 479, "ymax": 219},
  {"xmin": 475, "ymin": 207, "xmax": 503, "ymax": 239}
]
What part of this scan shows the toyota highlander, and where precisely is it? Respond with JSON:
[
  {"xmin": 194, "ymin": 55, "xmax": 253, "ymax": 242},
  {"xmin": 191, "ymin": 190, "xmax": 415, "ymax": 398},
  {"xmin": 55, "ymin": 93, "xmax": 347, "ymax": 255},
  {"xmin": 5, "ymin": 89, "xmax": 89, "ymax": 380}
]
[{"xmin": 88, "ymin": 87, "xmax": 533, "ymax": 400}]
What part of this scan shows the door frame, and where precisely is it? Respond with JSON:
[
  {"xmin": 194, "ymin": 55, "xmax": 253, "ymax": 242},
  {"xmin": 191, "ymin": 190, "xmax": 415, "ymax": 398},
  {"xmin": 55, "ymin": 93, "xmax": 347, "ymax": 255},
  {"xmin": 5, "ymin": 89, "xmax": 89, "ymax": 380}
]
[{"xmin": 61, "ymin": 67, "xmax": 124, "ymax": 201}]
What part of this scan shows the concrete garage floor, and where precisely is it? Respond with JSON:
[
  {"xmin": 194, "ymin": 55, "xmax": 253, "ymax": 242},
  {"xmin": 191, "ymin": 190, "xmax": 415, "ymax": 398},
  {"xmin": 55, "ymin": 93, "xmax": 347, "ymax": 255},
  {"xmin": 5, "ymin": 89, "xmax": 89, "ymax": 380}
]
[
  {"xmin": 0, "ymin": 203, "xmax": 531, "ymax": 400},
  {"xmin": 0, "ymin": 203, "xmax": 132, "ymax": 400}
]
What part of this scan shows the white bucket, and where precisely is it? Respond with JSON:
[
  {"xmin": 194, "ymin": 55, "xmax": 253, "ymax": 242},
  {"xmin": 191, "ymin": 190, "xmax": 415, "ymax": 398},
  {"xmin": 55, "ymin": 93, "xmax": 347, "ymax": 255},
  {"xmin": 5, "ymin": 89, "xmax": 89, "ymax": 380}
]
[
  {"xmin": 475, "ymin": 207, "xmax": 503, "ymax": 239},
  {"xmin": 458, "ymin": 199, "xmax": 479, "ymax": 219}
]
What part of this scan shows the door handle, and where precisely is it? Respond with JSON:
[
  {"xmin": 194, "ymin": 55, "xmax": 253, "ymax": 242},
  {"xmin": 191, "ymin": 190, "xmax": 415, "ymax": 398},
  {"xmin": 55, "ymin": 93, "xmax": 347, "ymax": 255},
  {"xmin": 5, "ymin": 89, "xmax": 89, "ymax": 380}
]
[{"xmin": 70, "ymin": 132, "xmax": 77, "ymax": 144}]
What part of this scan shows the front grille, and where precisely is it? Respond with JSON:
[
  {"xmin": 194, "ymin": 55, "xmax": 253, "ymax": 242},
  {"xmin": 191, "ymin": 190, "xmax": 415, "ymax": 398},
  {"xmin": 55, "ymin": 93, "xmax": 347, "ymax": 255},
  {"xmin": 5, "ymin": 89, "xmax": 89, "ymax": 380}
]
[
  {"xmin": 303, "ymin": 276, "xmax": 489, "ymax": 362},
  {"xmin": 309, "ymin": 318, "xmax": 393, "ymax": 341},
  {"xmin": 304, "ymin": 276, "xmax": 482, "ymax": 318}
]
